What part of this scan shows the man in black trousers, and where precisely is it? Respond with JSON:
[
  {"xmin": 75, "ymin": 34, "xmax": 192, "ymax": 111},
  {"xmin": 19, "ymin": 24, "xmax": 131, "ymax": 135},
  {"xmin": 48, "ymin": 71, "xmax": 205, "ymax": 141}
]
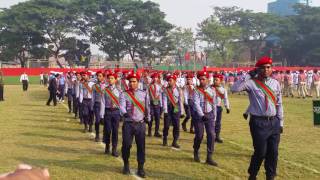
[{"xmin": 46, "ymin": 74, "xmax": 59, "ymax": 106}]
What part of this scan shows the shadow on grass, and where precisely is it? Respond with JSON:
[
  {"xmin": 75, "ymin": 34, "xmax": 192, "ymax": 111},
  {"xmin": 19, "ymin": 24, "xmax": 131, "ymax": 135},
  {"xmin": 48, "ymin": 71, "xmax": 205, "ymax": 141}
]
[
  {"xmin": 18, "ymin": 125, "xmax": 82, "ymax": 133},
  {"xmin": 20, "ymin": 132, "xmax": 88, "ymax": 142},
  {"xmin": 15, "ymin": 157, "xmax": 121, "ymax": 174},
  {"xmin": 147, "ymin": 168, "xmax": 196, "ymax": 180},
  {"xmin": 19, "ymin": 144, "xmax": 99, "ymax": 155}
]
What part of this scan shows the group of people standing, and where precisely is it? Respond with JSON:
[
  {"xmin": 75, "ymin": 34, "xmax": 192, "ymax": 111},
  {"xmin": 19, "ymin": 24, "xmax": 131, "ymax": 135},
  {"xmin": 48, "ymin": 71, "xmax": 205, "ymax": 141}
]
[{"xmin": 45, "ymin": 56, "xmax": 285, "ymax": 180}]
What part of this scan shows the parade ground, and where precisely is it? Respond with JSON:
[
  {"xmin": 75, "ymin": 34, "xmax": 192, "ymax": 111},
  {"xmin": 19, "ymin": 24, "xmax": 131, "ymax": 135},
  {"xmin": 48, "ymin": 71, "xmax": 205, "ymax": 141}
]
[{"xmin": 0, "ymin": 85, "xmax": 319, "ymax": 180}]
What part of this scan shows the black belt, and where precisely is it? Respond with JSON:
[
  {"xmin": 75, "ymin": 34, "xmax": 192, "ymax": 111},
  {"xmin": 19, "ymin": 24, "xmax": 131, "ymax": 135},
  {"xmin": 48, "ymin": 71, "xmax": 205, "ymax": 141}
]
[
  {"xmin": 106, "ymin": 108, "xmax": 119, "ymax": 111},
  {"xmin": 251, "ymin": 115, "xmax": 275, "ymax": 121},
  {"xmin": 83, "ymin": 98, "xmax": 91, "ymax": 101},
  {"xmin": 125, "ymin": 120, "xmax": 144, "ymax": 124}
]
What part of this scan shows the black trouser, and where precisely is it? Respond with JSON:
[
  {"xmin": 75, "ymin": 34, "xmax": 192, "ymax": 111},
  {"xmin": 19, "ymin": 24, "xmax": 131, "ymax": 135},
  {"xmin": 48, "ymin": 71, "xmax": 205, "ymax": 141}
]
[
  {"xmin": 0, "ymin": 84, "xmax": 4, "ymax": 101},
  {"xmin": 22, "ymin": 80, "xmax": 28, "ymax": 91},
  {"xmin": 248, "ymin": 116, "xmax": 281, "ymax": 178},
  {"xmin": 46, "ymin": 90, "xmax": 57, "ymax": 106}
]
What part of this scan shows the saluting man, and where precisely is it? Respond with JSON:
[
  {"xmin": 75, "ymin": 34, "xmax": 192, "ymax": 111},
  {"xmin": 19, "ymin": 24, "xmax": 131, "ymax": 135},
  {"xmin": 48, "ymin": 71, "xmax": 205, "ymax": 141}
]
[
  {"xmin": 119, "ymin": 72, "xmax": 150, "ymax": 178},
  {"xmin": 100, "ymin": 72, "xmax": 122, "ymax": 157},
  {"xmin": 193, "ymin": 71, "xmax": 218, "ymax": 166},
  {"xmin": 147, "ymin": 73, "xmax": 163, "ymax": 137},
  {"xmin": 91, "ymin": 71, "xmax": 106, "ymax": 142},
  {"xmin": 79, "ymin": 71, "xmax": 95, "ymax": 133},
  {"xmin": 212, "ymin": 74, "xmax": 230, "ymax": 143},
  {"xmin": 231, "ymin": 57, "xmax": 283, "ymax": 180},
  {"xmin": 162, "ymin": 74, "xmax": 182, "ymax": 148}
]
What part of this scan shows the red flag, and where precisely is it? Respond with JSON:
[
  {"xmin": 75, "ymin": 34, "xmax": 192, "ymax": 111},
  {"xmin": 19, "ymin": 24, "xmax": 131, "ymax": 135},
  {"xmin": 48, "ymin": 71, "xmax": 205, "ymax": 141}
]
[{"xmin": 185, "ymin": 51, "xmax": 190, "ymax": 61}]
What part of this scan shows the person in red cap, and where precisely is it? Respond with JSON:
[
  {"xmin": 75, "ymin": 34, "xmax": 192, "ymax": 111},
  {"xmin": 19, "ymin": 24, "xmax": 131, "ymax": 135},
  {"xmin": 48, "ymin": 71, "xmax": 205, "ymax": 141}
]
[
  {"xmin": 162, "ymin": 74, "xmax": 182, "ymax": 148},
  {"xmin": 100, "ymin": 72, "xmax": 122, "ymax": 157},
  {"xmin": 91, "ymin": 71, "xmax": 106, "ymax": 142},
  {"xmin": 193, "ymin": 71, "xmax": 218, "ymax": 166},
  {"xmin": 119, "ymin": 72, "xmax": 150, "ymax": 178},
  {"xmin": 231, "ymin": 56, "xmax": 283, "ymax": 180},
  {"xmin": 74, "ymin": 72, "xmax": 82, "ymax": 120},
  {"xmin": 79, "ymin": 71, "xmax": 95, "ymax": 133},
  {"xmin": 147, "ymin": 73, "xmax": 163, "ymax": 137},
  {"xmin": 212, "ymin": 74, "xmax": 230, "ymax": 143},
  {"xmin": 182, "ymin": 73, "xmax": 195, "ymax": 133}
]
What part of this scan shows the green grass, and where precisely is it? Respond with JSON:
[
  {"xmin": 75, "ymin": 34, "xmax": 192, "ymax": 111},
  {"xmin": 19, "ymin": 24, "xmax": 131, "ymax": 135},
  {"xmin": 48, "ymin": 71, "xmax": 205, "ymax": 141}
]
[
  {"xmin": 3, "ymin": 76, "xmax": 41, "ymax": 85},
  {"xmin": 0, "ymin": 85, "xmax": 319, "ymax": 179}
]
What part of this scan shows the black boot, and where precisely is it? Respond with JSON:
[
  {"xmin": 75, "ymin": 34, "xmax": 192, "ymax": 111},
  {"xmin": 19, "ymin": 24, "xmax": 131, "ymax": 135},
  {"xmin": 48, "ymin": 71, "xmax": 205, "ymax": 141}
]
[
  {"xmin": 68, "ymin": 101, "xmax": 72, "ymax": 113},
  {"xmin": 215, "ymin": 135, "xmax": 223, "ymax": 143},
  {"xmin": 111, "ymin": 147, "xmax": 119, "ymax": 157},
  {"xmin": 83, "ymin": 124, "xmax": 88, "ymax": 133},
  {"xmin": 206, "ymin": 154, "xmax": 218, "ymax": 166},
  {"xmin": 154, "ymin": 131, "xmax": 162, "ymax": 138},
  {"xmin": 172, "ymin": 140, "xmax": 180, "ymax": 149},
  {"xmin": 266, "ymin": 175, "xmax": 275, "ymax": 180},
  {"xmin": 248, "ymin": 175, "xmax": 257, "ymax": 180},
  {"xmin": 105, "ymin": 144, "xmax": 110, "ymax": 154},
  {"xmin": 163, "ymin": 137, "xmax": 168, "ymax": 146},
  {"xmin": 194, "ymin": 150, "xmax": 200, "ymax": 162},
  {"xmin": 148, "ymin": 127, "xmax": 152, "ymax": 137},
  {"xmin": 122, "ymin": 161, "xmax": 130, "ymax": 175},
  {"xmin": 182, "ymin": 121, "xmax": 187, "ymax": 132},
  {"xmin": 137, "ymin": 163, "xmax": 145, "ymax": 178},
  {"xmin": 88, "ymin": 125, "xmax": 93, "ymax": 133},
  {"xmin": 95, "ymin": 126, "xmax": 100, "ymax": 142}
]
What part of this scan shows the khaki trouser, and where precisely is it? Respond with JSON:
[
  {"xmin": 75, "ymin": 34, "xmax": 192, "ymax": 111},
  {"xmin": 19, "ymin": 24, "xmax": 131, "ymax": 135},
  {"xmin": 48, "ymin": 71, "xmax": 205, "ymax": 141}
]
[
  {"xmin": 298, "ymin": 82, "xmax": 308, "ymax": 98},
  {"xmin": 283, "ymin": 83, "xmax": 294, "ymax": 97},
  {"xmin": 314, "ymin": 81, "xmax": 320, "ymax": 98}
]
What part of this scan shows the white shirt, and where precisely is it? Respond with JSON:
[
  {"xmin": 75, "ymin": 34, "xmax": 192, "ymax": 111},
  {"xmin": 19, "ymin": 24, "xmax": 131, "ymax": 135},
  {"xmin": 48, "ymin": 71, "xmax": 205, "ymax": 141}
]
[{"xmin": 20, "ymin": 74, "xmax": 29, "ymax": 82}]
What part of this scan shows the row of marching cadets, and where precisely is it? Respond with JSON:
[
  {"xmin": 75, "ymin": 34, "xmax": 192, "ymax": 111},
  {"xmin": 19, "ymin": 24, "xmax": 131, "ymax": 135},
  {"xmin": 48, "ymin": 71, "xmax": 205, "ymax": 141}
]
[{"xmin": 60, "ymin": 68, "xmax": 231, "ymax": 178}]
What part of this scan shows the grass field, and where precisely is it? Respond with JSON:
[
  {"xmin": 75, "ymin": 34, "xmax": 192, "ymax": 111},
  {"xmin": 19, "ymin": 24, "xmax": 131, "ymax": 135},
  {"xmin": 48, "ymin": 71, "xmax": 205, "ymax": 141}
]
[
  {"xmin": 0, "ymin": 85, "xmax": 320, "ymax": 180},
  {"xmin": 3, "ymin": 76, "xmax": 41, "ymax": 85}
]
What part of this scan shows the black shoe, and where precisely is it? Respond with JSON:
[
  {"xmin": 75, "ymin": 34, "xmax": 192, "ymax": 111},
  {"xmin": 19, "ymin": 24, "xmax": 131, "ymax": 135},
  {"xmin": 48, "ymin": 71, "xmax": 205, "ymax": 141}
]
[
  {"xmin": 172, "ymin": 141, "xmax": 180, "ymax": 149},
  {"xmin": 206, "ymin": 156, "xmax": 218, "ymax": 166},
  {"xmin": 154, "ymin": 132, "xmax": 162, "ymax": 138},
  {"xmin": 194, "ymin": 151, "xmax": 200, "ymax": 162},
  {"xmin": 88, "ymin": 126, "xmax": 93, "ymax": 133},
  {"xmin": 248, "ymin": 175, "xmax": 257, "ymax": 180},
  {"xmin": 266, "ymin": 176, "xmax": 275, "ymax": 180},
  {"xmin": 182, "ymin": 122, "xmax": 187, "ymax": 132},
  {"xmin": 111, "ymin": 148, "xmax": 119, "ymax": 157},
  {"xmin": 148, "ymin": 129, "xmax": 152, "ymax": 137},
  {"xmin": 46, "ymin": 103, "xmax": 50, "ymax": 106},
  {"xmin": 105, "ymin": 145, "xmax": 110, "ymax": 154},
  {"xmin": 163, "ymin": 138, "xmax": 168, "ymax": 146},
  {"xmin": 122, "ymin": 162, "xmax": 130, "ymax": 175},
  {"xmin": 190, "ymin": 129, "xmax": 194, "ymax": 134},
  {"xmin": 95, "ymin": 137, "xmax": 100, "ymax": 142},
  {"xmin": 215, "ymin": 137, "xmax": 223, "ymax": 143},
  {"xmin": 83, "ymin": 125, "xmax": 88, "ymax": 133},
  {"xmin": 137, "ymin": 164, "xmax": 145, "ymax": 178}
]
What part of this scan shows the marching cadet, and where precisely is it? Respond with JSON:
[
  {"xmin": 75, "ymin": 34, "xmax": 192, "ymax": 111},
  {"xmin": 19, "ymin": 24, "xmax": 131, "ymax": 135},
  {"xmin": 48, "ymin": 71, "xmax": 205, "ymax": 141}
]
[
  {"xmin": 298, "ymin": 69, "xmax": 307, "ymax": 98},
  {"xmin": 283, "ymin": 70, "xmax": 294, "ymax": 97},
  {"xmin": 181, "ymin": 73, "xmax": 195, "ymax": 134},
  {"xmin": 46, "ymin": 74, "xmax": 59, "ymax": 106},
  {"xmin": 193, "ymin": 71, "xmax": 218, "ymax": 166},
  {"xmin": 91, "ymin": 71, "xmax": 106, "ymax": 142},
  {"xmin": 231, "ymin": 57, "xmax": 283, "ymax": 180},
  {"xmin": 65, "ymin": 72, "xmax": 74, "ymax": 113},
  {"xmin": 147, "ymin": 73, "xmax": 163, "ymax": 137},
  {"xmin": 162, "ymin": 74, "xmax": 182, "ymax": 148},
  {"xmin": 119, "ymin": 72, "xmax": 150, "ymax": 178},
  {"xmin": 212, "ymin": 74, "xmax": 230, "ymax": 143},
  {"xmin": 100, "ymin": 72, "xmax": 121, "ymax": 157},
  {"xmin": 79, "ymin": 71, "xmax": 95, "ymax": 133},
  {"xmin": 313, "ymin": 69, "xmax": 320, "ymax": 98},
  {"xmin": 74, "ymin": 72, "xmax": 82, "ymax": 120}
]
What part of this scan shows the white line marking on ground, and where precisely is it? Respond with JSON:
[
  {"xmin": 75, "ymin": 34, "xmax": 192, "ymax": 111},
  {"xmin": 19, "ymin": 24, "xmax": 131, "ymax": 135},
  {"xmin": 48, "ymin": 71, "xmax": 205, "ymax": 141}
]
[
  {"xmin": 227, "ymin": 140, "xmax": 320, "ymax": 175},
  {"xmin": 61, "ymin": 103, "xmax": 142, "ymax": 180}
]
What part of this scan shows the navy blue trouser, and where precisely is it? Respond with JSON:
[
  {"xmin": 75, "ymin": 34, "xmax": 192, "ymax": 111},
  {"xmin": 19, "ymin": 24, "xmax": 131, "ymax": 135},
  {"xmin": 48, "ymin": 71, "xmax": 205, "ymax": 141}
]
[
  {"xmin": 149, "ymin": 103, "xmax": 161, "ymax": 134},
  {"xmin": 81, "ymin": 99, "xmax": 93, "ymax": 126},
  {"xmin": 182, "ymin": 103, "xmax": 194, "ymax": 130},
  {"xmin": 73, "ymin": 95, "xmax": 77, "ymax": 114},
  {"xmin": 121, "ymin": 121, "xmax": 146, "ymax": 164},
  {"xmin": 215, "ymin": 106, "xmax": 223, "ymax": 136},
  {"xmin": 163, "ymin": 105, "xmax": 180, "ymax": 141},
  {"xmin": 104, "ymin": 109, "xmax": 120, "ymax": 148},
  {"xmin": 248, "ymin": 116, "xmax": 281, "ymax": 178},
  {"xmin": 93, "ymin": 102, "xmax": 101, "ymax": 134},
  {"xmin": 193, "ymin": 112, "xmax": 215, "ymax": 154}
]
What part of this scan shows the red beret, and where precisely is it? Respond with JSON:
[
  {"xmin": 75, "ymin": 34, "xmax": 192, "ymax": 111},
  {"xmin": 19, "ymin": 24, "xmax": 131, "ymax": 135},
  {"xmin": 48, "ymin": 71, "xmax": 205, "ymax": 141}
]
[
  {"xmin": 213, "ymin": 74, "xmax": 224, "ymax": 80},
  {"xmin": 197, "ymin": 71, "xmax": 209, "ymax": 78},
  {"xmin": 126, "ymin": 73, "xmax": 140, "ymax": 80},
  {"xmin": 151, "ymin": 73, "xmax": 160, "ymax": 79},
  {"xmin": 255, "ymin": 56, "xmax": 273, "ymax": 67},
  {"xmin": 186, "ymin": 73, "xmax": 194, "ymax": 79},
  {"xmin": 107, "ymin": 73, "xmax": 118, "ymax": 79},
  {"xmin": 166, "ymin": 74, "xmax": 177, "ymax": 81},
  {"xmin": 96, "ymin": 71, "xmax": 103, "ymax": 75}
]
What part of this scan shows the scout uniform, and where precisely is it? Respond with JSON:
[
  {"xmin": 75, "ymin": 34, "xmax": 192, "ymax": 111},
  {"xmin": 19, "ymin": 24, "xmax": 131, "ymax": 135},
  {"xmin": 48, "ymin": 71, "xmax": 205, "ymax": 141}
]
[
  {"xmin": 162, "ymin": 74, "xmax": 182, "ymax": 148},
  {"xmin": 298, "ymin": 70, "xmax": 307, "ymax": 98},
  {"xmin": 65, "ymin": 72, "xmax": 75, "ymax": 113},
  {"xmin": 313, "ymin": 70, "xmax": 320, "ymax": 98},
  {"xmin": 231, "ymin": 57, "xmax": 283, "ymax": 180},
  {"xmin": 100, "ymin": 73, "xmax": 122, "ymax": 157},
  {"xmin": 181, "ymin": 73, "xmax": 195, "ymax": 133},
  {"xmin": 119, "ymin": 73, "xmax": 150, "ymax": 178},
  {"xmin": 193, "ymin": 71, "xmax": 218, "ymax": 166}
]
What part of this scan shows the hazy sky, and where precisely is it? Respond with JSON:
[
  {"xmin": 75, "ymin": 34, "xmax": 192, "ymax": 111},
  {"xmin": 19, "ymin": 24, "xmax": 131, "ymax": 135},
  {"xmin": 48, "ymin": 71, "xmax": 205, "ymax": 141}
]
[{"xmin": 1, "ymin": 0, "xmax": 319, "ymax": 54}]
